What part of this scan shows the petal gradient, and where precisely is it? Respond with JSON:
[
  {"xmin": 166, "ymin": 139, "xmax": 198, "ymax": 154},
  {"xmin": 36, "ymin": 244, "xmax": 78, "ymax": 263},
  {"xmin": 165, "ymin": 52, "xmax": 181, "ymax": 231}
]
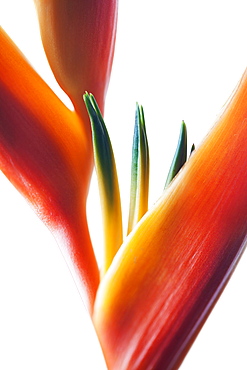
[
  {"xmin": 34, "ymin": 0, "xmax": 118, "ymax": 119},
  {"xmin": 94, "ymin": 70, "xmax": 247, "ymax": 368},
  {"xmin": 84, "ymin": 93, "xmax": 123, "ymax": 275},
  {"xmin": 0, "ymin": 28, "xmax": 99, "ymax": 313}
]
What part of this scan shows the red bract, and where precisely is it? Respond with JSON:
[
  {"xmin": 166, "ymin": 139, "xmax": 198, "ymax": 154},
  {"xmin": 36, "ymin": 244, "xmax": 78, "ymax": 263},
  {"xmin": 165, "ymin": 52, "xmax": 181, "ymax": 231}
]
[
  {"xmin": 0, "ymin": 28, "xmax": 99, "ymax": 313},
  {"xmin": 34, "ymin": 0, "xmax": 118, "ymax": 116},
  {"xmin": 0, "ymin": 0, "xmax": 118, "ymax": 315},
  {"xmin": 93, "ymin": 70, "xmax": 247, "ymax": 369},
  {"xmin": 2, "ymin": 2, "xmax": 247, "ymax": 368}
]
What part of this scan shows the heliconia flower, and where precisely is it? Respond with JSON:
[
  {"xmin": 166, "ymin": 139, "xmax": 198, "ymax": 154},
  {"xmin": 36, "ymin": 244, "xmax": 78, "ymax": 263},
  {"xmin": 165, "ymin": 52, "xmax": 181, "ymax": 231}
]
[
  {"xmin": 93, "ymin": 69, "xmax": 247, "ymax": 369},
  {"xmin": 84, "ymin": 93, "xmax": 123, "ymax": 275},
  {"xmin": 33, "ymin": 0, "xmax": 118, "ymax": 119},
  {"xmin": 0, "ymin": 28, "xmax": 99, "ymax": 313}
]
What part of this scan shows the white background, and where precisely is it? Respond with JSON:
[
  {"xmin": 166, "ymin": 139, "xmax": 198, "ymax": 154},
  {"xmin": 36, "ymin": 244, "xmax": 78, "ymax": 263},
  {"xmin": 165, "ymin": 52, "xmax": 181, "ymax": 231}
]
[{"xmin": 1, "ymin": 0, "xmax": 247, "ymax": 369}]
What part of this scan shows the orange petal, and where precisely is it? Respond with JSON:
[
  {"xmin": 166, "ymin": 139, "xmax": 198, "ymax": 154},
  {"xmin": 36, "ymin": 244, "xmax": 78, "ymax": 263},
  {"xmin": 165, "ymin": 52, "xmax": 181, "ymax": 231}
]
[
  {"xmin": 93, "ymin": 69, "xmax": 247, "ymax": 368},
  {"xmin": 0, "ymin": 28, "xmax": 99, "ymax": 313},
  {"xmin": 34, "ymin": 0, "xmax": 118, "ymax": 119}
]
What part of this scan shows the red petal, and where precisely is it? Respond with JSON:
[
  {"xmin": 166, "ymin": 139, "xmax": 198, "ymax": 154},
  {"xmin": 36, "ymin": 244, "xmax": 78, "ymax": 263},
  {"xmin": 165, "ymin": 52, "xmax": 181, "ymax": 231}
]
[
  {"xmin": 0, "ymin": 28, "xmax": 99, "ymax": 312},
  {"xmin": 93, "ymin": 70, "xmax": 247, "ymax": 367}
]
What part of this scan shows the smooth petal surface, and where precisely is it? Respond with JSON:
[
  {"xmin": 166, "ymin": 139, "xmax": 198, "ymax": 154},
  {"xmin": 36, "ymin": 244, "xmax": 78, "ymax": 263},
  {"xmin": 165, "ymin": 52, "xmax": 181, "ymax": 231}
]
[
  {"xmin": 0, "ymin": 28, "xmax": 99, "ymax": 312},
  {"xmin": 34, "ymin": 0, "xmax": 118, "ymax": 119},
  {"xmin": 94, "ymin": 69, "xmax": 247, "ymax": 368}
]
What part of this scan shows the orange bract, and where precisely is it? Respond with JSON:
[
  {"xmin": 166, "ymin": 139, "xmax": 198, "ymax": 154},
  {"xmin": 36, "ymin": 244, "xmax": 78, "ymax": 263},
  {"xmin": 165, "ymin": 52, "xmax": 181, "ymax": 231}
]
[
  {"xmin": 0, "ymin": 28, "xmax": 99, "ymax": 313},
  {"xmin": 34, "ymin": 0, "xmax": 118, "ymax": 118},
  {"xmin": 93, "ymin": 70, "xmax": 247, "ymax": 368}
]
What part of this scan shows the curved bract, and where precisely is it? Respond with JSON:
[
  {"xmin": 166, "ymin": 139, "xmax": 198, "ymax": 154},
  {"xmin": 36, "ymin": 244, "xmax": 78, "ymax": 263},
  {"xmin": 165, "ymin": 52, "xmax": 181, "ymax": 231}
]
[
  {"xmin": 34, "ymin": 0, "xmax": 118, "ymax": 121},
  {"xmin": 93, "ymin": 70, "xmax": 247, "ymax": 368},
  {"xmin": 0, "ymin": 28, "xmax": 99, "ymax": 313},
  {"xmin": 2, "ymin": 2, "xmax": 247, "ymax": 367}
]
